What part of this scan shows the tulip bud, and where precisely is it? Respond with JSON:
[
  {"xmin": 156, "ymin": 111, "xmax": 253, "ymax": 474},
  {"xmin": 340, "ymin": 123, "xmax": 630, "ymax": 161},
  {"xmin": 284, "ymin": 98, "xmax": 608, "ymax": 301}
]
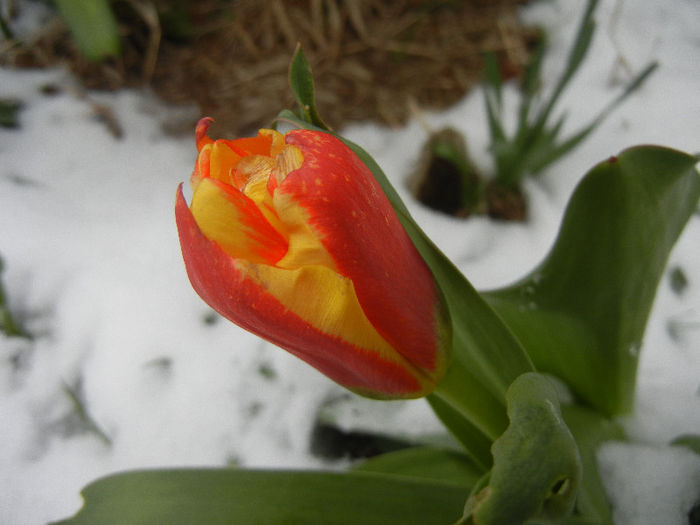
[{"xmin": 175, "ymin": 118, "xmax": 450, "ymax": 398}]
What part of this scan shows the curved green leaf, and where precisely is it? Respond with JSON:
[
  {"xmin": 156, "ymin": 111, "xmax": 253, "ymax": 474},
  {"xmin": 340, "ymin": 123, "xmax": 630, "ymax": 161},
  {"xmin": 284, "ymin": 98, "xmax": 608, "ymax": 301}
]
[
  {"xmin": 51, "ymin": 469, "xmax": 467, "ymax": 525},
  {"xmin": 485, "ymin": 146, "xmax": 700, "ymax": 415},
  {"xmin": 459, "ymin": 373, "xmax": 582, "ymax": 525},
  {"xmin": 353, "ymin": 445, "xmax": 484, "ymax": 488}
]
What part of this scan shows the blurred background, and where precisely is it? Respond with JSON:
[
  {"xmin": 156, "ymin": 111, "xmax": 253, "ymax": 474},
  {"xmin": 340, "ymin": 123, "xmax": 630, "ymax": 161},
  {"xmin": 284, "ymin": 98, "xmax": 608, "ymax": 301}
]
[{"xmin": 1, "ymin": 0, "xmax": 537, "ymax": 136}]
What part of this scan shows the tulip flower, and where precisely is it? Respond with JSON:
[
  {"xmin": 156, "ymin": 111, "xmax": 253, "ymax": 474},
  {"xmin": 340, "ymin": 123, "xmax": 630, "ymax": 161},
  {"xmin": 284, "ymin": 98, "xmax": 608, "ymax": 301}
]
[{"xmin": 175, "ymin": 118, "xmax": 450, "ymax": 399}]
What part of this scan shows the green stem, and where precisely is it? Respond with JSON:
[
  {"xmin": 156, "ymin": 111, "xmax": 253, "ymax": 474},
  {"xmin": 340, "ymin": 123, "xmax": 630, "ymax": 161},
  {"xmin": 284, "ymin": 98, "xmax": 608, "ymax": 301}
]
[{"xmin": 432, "ymin": 349, "xmax": 509, "ymax": 442}]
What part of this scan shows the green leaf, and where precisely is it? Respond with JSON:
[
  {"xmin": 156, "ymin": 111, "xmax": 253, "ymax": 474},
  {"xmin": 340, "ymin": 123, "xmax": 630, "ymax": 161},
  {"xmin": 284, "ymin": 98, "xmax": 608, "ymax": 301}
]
[
  {"xmin": 587, "ymin": 62, "xmax": 658, "ymax": 132},
  {"xmin": 671, "ymin": 434, "xmax": 700, "ymax": 456},
  {"xmin": 52, "ymin": 469, "xmax": 468, "ymax": 525},
  {"xmin": 482, "ymin": 53, "xmax": 507, "ymax": 148},
  {"xmin": 515, "ymin": 32, "xmax": 547, "ymax": 139},
  {"xmin": 354, "ymin": 445, "xmax": 484, "ymax": 488},
  {"xmin": 484, "ymin": 53, "xmax": 503, "ymax": 106},
  {"xmin": 519, "ymin": 33, "xmax": 546, "ymax": 102},
  {"xmin": 288, "ymin": 45, "xmax": 330, "ymax": 130},
  {"xmin": 426, "ymin": 394, "xmax": 494, "ymax": 471},
  {"xmin": 561, "ymin": 404, "xmax": 625, "ymax": 524},
  {"xmin": 0, "ymin": 254, "xmax": 28, "ymax": 338},
  {"xmin": 529, "ymin": 118, "xmax": 598, "ymax": 175},
  {"xmin": 484, "ymin": 146, "xmax": 700, "ymax": 415},
  {"xmin": 458, "ymin": 373, "xmax": 582, "ymax": 525},
  {"xmin": 54, "ymin": 0, "xmax": 121, "ymax": 61},
  {"xmin": 530, "ymin": 62, "xmax": 658, "ymax": 176},
  {"xmin": 531, "ymin": 0, "xmax": 598, "ymax": 136},
  {"xmin": 0, "ymin": 98, "xmax": 23, "ymax": 128}
]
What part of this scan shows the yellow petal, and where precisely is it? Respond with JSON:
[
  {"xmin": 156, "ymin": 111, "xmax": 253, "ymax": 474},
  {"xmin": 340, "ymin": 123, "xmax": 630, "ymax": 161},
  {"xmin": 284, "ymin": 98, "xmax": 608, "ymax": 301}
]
[
  {"xmin": 272, "ymin": 191, "xmax": 337, "ymax": 270},
  {"xmin": 209, "ymin": 142, "xmax": 243, "ymax": 186},
  {"xmin": 190, "ymin": 177, "xmax": 287, "ymax": 264},
  {"xmin": 259, "ymin": 128, "xmax": 286, "ymax": 158},
  {"xmin": 242, "ymin": 261, "xmax": 410, "ymax": 367}
]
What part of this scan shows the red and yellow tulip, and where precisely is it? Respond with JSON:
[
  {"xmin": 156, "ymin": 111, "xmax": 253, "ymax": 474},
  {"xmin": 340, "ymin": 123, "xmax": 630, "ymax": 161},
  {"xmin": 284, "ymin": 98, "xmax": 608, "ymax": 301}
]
[{"xmin": 175, "ymin": 118, "xmax": 450, "ymax": 398}]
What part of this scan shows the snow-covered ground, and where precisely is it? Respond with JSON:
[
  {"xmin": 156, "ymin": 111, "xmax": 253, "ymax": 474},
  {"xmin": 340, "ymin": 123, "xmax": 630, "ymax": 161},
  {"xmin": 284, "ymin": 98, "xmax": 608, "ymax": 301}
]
[{"xmin": 1, "ymin": 1, "xmax": 699, "ymax": 524}]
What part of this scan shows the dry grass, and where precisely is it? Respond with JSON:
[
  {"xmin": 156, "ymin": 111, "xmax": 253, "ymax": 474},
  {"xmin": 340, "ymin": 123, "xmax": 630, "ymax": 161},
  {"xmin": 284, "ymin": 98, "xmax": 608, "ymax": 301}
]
[{"xmin": 1, "ymin": 0, "xmax": 537, "ymax": 137}]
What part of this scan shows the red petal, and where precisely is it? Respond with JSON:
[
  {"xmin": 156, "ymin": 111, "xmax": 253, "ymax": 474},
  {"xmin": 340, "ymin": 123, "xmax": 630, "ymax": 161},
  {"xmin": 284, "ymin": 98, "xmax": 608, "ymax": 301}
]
[
  {"xmin": 175, "ymin": 185, "xmax": 425, "ymax": 397},
  {"xmin": 281, "ymin": 131, "xmax": 445, "ymax": 377},
  {"xmin": 195, "ymin": 117, "xmax": 214, "ymax": 151}
]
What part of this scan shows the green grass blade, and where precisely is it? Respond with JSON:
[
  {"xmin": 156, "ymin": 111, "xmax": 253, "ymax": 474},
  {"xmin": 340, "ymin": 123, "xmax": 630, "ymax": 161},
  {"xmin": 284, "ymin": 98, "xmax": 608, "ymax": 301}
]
[
  {"xmin": 516, "ymin": 32, "xmax": 547, "ymax": 131},
  {"xmin": 54, "ymin": 0, "xmax": 121, "ymax": 61},
  {"xmin": 483, "ymin": 52, "xmax": 503, "ymax": 112},
  {"xmin": 533, "ymin": 62, "xmax": 658, "ymax": 175},
  {"xmin": 485, "ymin": 90, "xmax": 507, "ymax": 145},
  {"xmin": 588, "ymin": 61, "xmax": 658, "ymax": 131},
  {"xmin": 530, "ymin": 0, "xmax": 598, "ymax": 140},
  {"xmin": 530, "ymin": 121, "xmax": 597, "ymax": 174}
]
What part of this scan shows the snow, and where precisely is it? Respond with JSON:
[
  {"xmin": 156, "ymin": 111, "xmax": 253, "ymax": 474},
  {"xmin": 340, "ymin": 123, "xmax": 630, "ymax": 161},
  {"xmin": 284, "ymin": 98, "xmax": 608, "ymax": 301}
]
[{"xmin": 1, "ymin": 0, "xmax": 699, "ymax": 523}]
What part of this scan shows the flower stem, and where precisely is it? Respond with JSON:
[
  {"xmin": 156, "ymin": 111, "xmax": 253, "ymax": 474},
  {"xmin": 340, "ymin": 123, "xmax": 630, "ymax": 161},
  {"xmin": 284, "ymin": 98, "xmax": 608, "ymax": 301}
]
[{"xmin": 432, "ymin": 348, "xmax": 509, "ymax": 442}]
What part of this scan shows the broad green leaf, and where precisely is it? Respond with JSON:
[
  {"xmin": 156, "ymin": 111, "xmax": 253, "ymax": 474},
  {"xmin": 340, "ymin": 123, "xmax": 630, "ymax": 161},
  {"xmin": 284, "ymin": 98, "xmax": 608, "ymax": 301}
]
[
  {"xmin": 288, "ymin": 45, "xmax": 330, "ymax": 130},
  {"xmin": 54, "ymin": 0, "xmax": 121, "ymax": 61},
  {"xmin": 52, "ymin": 469, "xmax": 468, "ymax": 525},
  {"xmin": 354, "ymin": 445, "xmax": 484, "ymax": 488},
  {"xmin": 458, "ymin": 373, "xmax": 581, "ymax": 525},
  {"xmin": 485, "ymin": 146, "xmax": 700, "ymax": 415}
]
